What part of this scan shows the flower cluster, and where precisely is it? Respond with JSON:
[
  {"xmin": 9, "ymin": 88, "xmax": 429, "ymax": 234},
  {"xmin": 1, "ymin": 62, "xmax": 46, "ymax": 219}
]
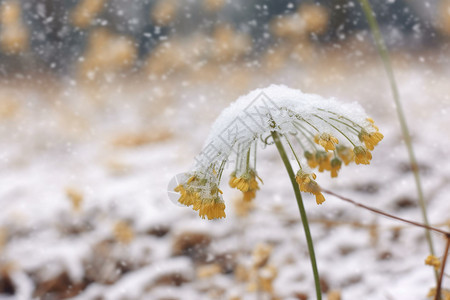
[
  {"xmin": 229, "ymin": 168, "xmax": 262, "ymax": 202},
  {"xmin": 295, "ymin": 170, "xmax": 325, "ymax": 204},
  {"xmin": 172, "ymin": 85, "xmax": 383, "ymax": 219},
  {"xmin": 174, "ymin": 174, "xmax": 226, "ymax": 220}
]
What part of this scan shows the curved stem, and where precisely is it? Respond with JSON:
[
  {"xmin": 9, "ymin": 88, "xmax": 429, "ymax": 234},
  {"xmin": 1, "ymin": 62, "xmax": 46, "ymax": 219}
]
[
  {"xmin": 358, "ymin": 0, "xmax": 436, "ymax": 281},
  {"xmin": 284, "ymin": 134, "xmax": 302, "ymax": 169},
  {"xmin": 246, "ymin": 148, "xmax": 251, "ymax": 171},
  {"xmin": 271, "ymin": 131, "xmax": 322, "ymax": 300}
]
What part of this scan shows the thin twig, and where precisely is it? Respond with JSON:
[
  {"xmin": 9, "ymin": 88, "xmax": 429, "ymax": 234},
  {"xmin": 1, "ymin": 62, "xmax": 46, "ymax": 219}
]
[
  {"xmin": 321, "ymin": 188, "xmax": 450, "ymax": 237},
  {"xmin": 436, "ymin": 237, "xmax": 450, "ymax": 300}
]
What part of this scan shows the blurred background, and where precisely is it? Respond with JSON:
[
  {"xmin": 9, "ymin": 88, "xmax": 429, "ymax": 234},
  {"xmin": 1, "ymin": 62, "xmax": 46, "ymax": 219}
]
[{"xmin": 1, "ymin": 0, "xmax": 450, "ymax": 299}]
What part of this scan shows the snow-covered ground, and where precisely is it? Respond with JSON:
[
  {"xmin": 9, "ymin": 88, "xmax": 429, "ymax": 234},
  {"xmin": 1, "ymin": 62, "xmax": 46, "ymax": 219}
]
[{"xmin": 0, "ymin": 52, "xmax": 449, "ymax": 299}]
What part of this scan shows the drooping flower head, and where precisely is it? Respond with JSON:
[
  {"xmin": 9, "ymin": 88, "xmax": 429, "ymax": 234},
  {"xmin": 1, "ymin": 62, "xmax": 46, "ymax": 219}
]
[
  {"xmin": 172, "ymin": 85, "xmax": 383, "ymax": 219},
  {"xmin": 295, "ymin": 170, "xmax": 325, "ymax": 205},
  {"xmin": 229, "ymin": 168, "xmax": 262, "ymax": 202}
]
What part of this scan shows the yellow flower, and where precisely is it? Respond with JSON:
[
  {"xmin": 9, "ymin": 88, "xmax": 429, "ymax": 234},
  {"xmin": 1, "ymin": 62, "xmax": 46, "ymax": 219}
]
[
  {"xmin": 295, "ymin": 170, "xmax": 326, "ymax": 204},
  {"xmin": 231, "ymin": 177, "xmax": 250, "ymax": 192},
  {"xmin": 229, "ymin": 169, "xmax": 261, "ymax": 201},
  {"xmin": 305, "ymin": 151, "xmax": 318, "ymax": 168},
  {"xmin": 176, "ymin": 177, "xmax": 226, "ymax": 220},
  {"xmin": 194, "ymin": 197, "xmax": 226, "ymax": 220},
  {"xmin": 425, "ymin": 254, "xmax": 441, "ymax": 271},
  {"xmin": 330, "ymin": 158, "xmax": 342, "ymax": 178},
  {"xmin": 336, "ymin": 145, "xmax": 354, "ymax": 165},
  {"xmin": 174, "ymin": 184, "xmax": 198, "ymax": 206},
  {"xmin": 174, "ymin": 184, "xmax": 188, "ymax": 204},
  {"xmin": 353, "ymin": 146, "xmax": 372, "ymax": 165},
  {"xmin": 314, "ymin": 133, "xmax": 339, "ymax": 151},
  {"xmin": 229, "ymin": 172, "xmax": 237, "ymax": 188},
  {"xmin": 295, "ymin": 170, "xmax": 317, "ymax": 191},
  {"xmin": 316, "ymin": 151, "xmax": 332, "ymax": 172},
  {"xmin": 243, "ymin": 190, "xmax": 256, "ymax": 202},
  {"xmin": 314, "ymin": 193, "xmax": 325, "ymax": 205},
  {"xmin": 359, "ymin": 118, "xmax": 383, "ymax": 150},
  {"xmin": 359, "ymin": 130, "xmax": 384, "ymax": 151}
]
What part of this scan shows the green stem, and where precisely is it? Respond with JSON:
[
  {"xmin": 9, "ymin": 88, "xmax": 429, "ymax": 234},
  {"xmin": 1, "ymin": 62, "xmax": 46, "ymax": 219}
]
[
  {"xmin": 318, "ymin": 108, "xmax": 365, "ymax": 130},
  {"xmin": 293, "ymin": 122, "xmax": 318, "ymax": 149},
  {"xmin": 253, "ymin": 141, "xmax": 257, "ymax": 169},
  {"xmin": 358, "ymin": 0, "xmax": 437, "ymax": 281},
  {"xmin": 313, "ymin": 114, "xmax": 357, "ymax": 147},
  {"xmin": 246, "ymin": 148, "xmax": 251, "ymax": 171},
  {"xmin": 284, "ymin": 134, "xmax": 302, "ymax": 168},
  {"xmin": 217, "ymin": 160, "xmax": 226, "ymax": 182},
  {"xmin": 235, "ymin": 144, "xmax": 241, "ymax": 173},
  {"xmin": 328, "ymin": 117, "xmax": 360, "ymax": 134},
  {"xmin": 271, "ymin": 131, "xmax": 322, "ymax": 300}
]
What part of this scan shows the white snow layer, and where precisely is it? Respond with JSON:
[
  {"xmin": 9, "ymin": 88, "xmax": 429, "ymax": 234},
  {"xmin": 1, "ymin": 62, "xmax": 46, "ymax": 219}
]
[{"xmin": 195, "ymin": 84, "xmax": 372, "ymax": 172}]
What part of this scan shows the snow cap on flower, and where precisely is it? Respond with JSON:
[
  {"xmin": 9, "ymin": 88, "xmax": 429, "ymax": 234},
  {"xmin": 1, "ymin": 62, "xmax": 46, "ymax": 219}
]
[{"xmin": 172, "ymin": 85, "xmax": 383, "ymax": 219}]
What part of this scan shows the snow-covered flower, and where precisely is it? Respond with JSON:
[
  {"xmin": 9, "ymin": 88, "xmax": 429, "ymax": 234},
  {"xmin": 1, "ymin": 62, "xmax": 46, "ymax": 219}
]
[
  {"xmin": 174, "ymin": 174, "xmax": 225, "ymax": 220},
  {"xmin": 229, "ymin": 169, "xmax": 262, "ymax": 202},
  {"xmin": 173, "ymin": 85, "xmax": 383, "ymax": 219},
  {"xmin": 314, "ymin": 133, "xmax": 339, "ymax": 151}
]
